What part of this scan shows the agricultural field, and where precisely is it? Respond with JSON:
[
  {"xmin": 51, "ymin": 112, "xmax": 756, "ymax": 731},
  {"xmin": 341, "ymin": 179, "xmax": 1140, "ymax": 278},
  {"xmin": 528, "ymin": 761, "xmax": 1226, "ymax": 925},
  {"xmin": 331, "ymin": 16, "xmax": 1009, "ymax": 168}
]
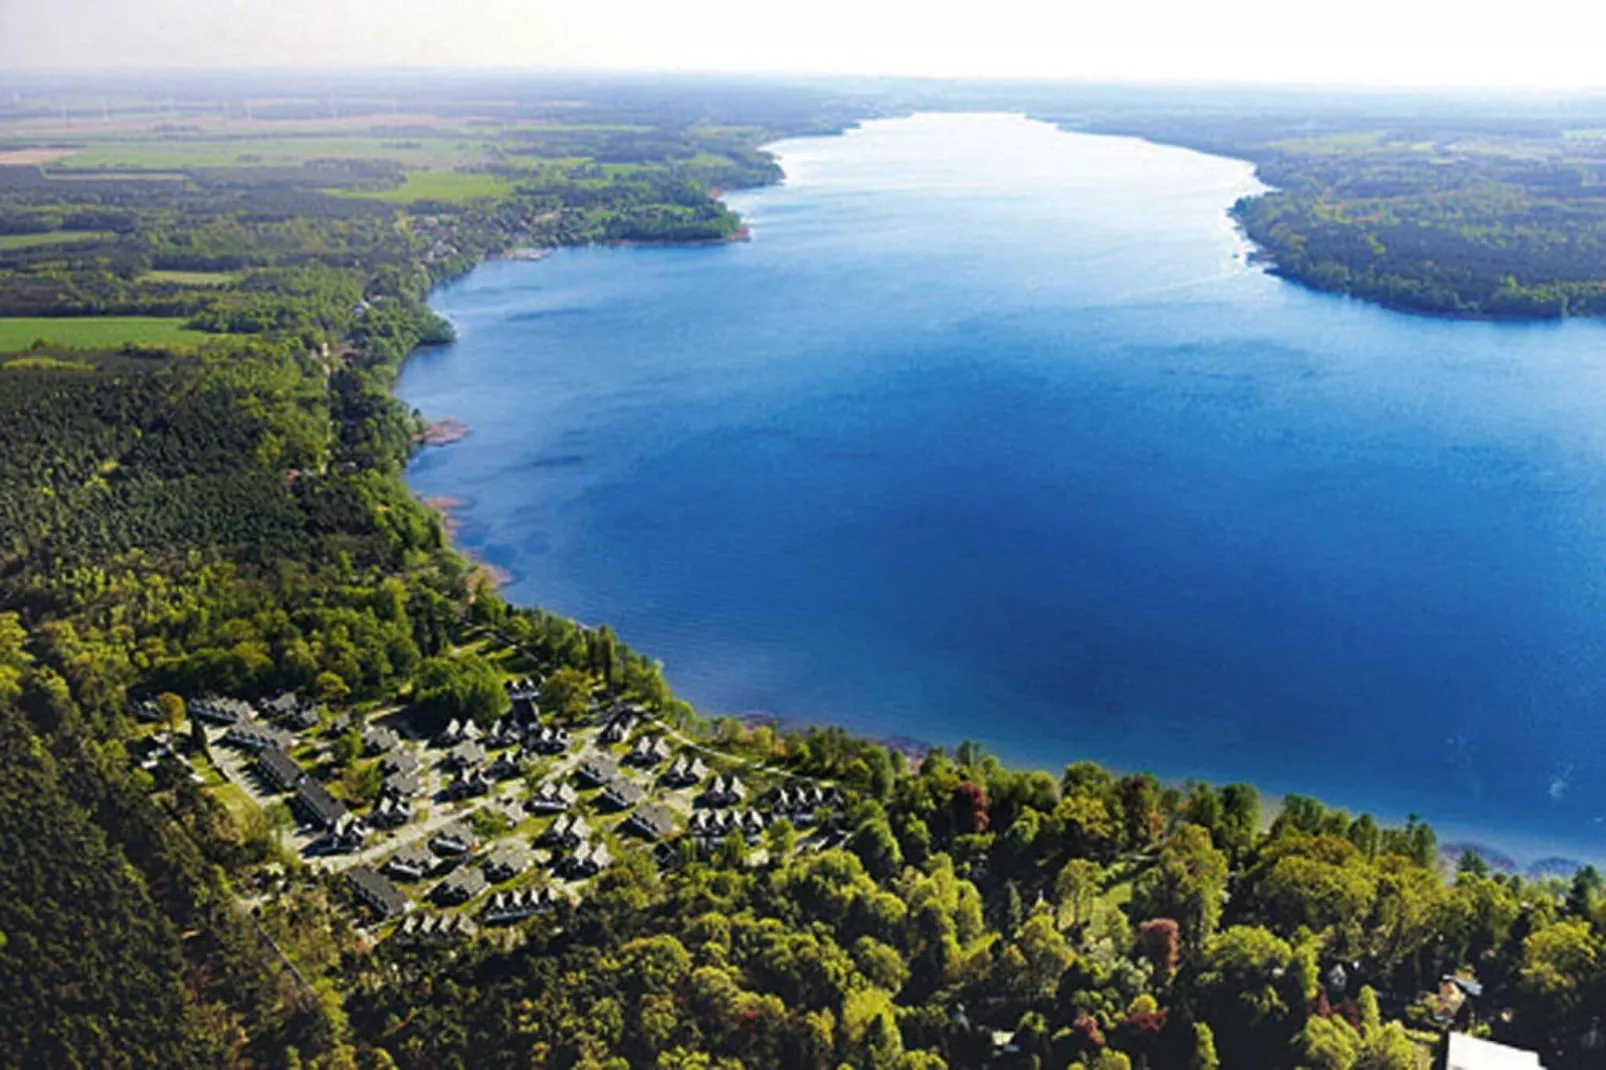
[
  {"xmin": 45, "ymin": 134, "xmax": 499, "ymax": 171},
  {"xmin": 0, "ymin": 315, "xmax": 209, "ymax": 352},
  {"xmin": 0, "ymin": 230, "xmax": 115, "ymax": 250},
  {"xmin": 336, "ymin": 168, "xmax": 517, "ymax": 203},
  {"xmin": 141, "ymin": 269, "xmax": 239, "ymax": 286}
]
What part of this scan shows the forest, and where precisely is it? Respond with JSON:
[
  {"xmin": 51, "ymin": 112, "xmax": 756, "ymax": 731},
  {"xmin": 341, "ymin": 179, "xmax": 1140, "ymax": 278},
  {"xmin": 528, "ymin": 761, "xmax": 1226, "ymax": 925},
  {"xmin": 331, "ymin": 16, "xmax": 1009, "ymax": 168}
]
[
  {"xmin": 1041, "ymin": 96, "xmax": 1606, "ymax": 318},
  {"xmin": 0, "ymin": 74, "xmax": 1603, "ymax": 1070}
]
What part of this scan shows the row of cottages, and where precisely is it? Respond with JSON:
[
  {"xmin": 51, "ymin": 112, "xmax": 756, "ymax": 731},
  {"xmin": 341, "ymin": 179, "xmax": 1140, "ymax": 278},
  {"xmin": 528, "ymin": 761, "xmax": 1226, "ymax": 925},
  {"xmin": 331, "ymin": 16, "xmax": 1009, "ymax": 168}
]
[
  {"xmin": 224, "ymin": 723, "xmax": 295, "ymax": 752},
  {"xmin": 191, "ymin": 696, "xmax": 257, "ymax": 725},
  {"xmin": 626, "ymin": 734, "xmax": 672, "ymax": 767},
  {"xmin": 767, "ymin": 783, "xmax": 843, "ymax": 819},
  {"xmin": 488, "ymin": 750, "xmax": 524, "ymax": 781},
  {"xmin": 526, "ymin": 780, "xmax": 577, "ymax": 814},
  {"xmin": 483, "ymin": 886, "xmax": 559, "ymax": 925},
  {"xmin": 314, "ymin": 812, "xmax": 368, "ymax": 854},
  {"xmin": 701, "ymin": 773, "xmax": 746, "ymax": 807},
  {"xmin": 443, "ymin": 768, "xmax": 493, "ymax": 801},
  {"xmin": 430, "ymin": 821, "xmax": 479, "ymax": 857},
  {"xmin": 362, "ymin": 725, "xmax": 400, "ymax": 756},
  {"xmin": 437, "ymin": 718, "xmax": 483, "ymax": 747},
  {"xmin": 528, "ymin": 724, "xmax": 570, "ymax": 754},
  {"xmin": 442, "ymin": 739, "xmax": 487, "ymax": 772},
  {"xmin": 384, "ymin": 843, "xmax": 438, "ymax": 881},
  {"xmin": 434, "ymin": 866, "xmax": 488, "ymax": 906},
  {"xmin": 257, "ymin": 747, "xmax": 306, "ymax": 793},
  {"xmin": 369, "ymin": 794, "xmax": 412, "ymax": 828},
  {"xmin": 295, "ymin": 780, "xmax": 350, "ymax": 831},
  {"xmin": 504, "ymin": 676, "xmax": 540, "ymax": 701},
  {"xmin": 600, "ymin": 709, "xmax": 639, "ymax": 745},
  {"xmin": 261, "ymin": 692, "xmax": 320, "ymax": 732},
  {"xmin": 663, "ymin": 753, "xmax": 708, "ymax": 788},
  {"xmin": 483, "ymin": 843, "xmax": 533, "ymax": 883},
  {"xmin": 348, "ymin": 865, "xmax": 410, "ymax": 921},
  {"xmin": 565, "ymin": 841, "xmax": 612, "ymax": 878},
  {"xmin": 393, "ymin": 912, "xmax": 476, "ymax": 944},
  {"xmin": 690, "ymin": 809, "xmax": 767, "ymax": 843},
  {"xmin": 624, "ymin": 803, "xmax": 676, "ymax": 841},
  {"xmin": 539, "ymin": 813, "xmax": 590, "ymax": 849}
]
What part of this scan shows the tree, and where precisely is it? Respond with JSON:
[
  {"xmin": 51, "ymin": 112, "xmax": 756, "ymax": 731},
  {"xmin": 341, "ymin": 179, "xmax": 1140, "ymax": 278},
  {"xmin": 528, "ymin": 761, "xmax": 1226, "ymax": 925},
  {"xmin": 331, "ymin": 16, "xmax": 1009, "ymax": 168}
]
[
  {"xmin": 156, "ymin": 692, "xmax": 186, "ymax": 733},
  {"xmin": 1131, "ymin": 825, "xmax": 1228, "ymax": 949},
  {"xmin": 1189, "ymin": 1023, "xmax": 1220, "ymax": 1070},
  {"xmin": 314, "ymin": 671, "xmax": 350, "ymax": 703},
  {"xmin": 412, "ymin": 653, "xmax": 509, "ymax": 729},
  {"xmin": 330, "ymin": 726, "xmax": 362, "ymax": 768},
  {"xmin": 1055, "ymin": 859, "xmax": 1103, "ymax": 931},
  {"xmin": 1137, "ymin": 918, "xmax": 1181, "ymax": 982},
  {"xmin": 539, "ymin": 667, "xmax": 593, "ymax": 721}
]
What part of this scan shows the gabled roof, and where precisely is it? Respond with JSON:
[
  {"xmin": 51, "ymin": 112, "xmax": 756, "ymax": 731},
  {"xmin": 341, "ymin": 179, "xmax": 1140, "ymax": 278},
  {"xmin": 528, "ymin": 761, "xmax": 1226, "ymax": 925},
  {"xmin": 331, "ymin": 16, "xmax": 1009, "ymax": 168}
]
[
  {"xmin": 348, "ymin": 865, "xmax": 410, "ymax": 918},
  {"xmin": 434, "ymin": 866, "xmax": 488, "ymax": 903},
  {"xmin": 381, "ymin": 750, "xmax": 420, "ymax": 776},
  {"xmin": 257, "ymin": 747, "xmax": 304, "ymax": 788},
  {"xmin": 626, "ymin": 803, "xmax": 676, "ymax": 839},
  {"xmin": 295, "ymin": 780, "xmax": 349, "ymax": 827},
  {"xmin": 599, "ymin": 775, "xmax": 646, "ymax": 808}
]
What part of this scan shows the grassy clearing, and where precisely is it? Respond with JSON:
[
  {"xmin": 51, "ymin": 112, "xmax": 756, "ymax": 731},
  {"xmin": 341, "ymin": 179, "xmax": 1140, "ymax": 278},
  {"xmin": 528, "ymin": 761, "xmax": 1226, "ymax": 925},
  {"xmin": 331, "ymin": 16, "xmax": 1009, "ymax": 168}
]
[
  {"xmin": 0, "ymin": 230, "xmax": 115, "ymax": 251},
  {"xmin": 143, "ymin": 269, "xmax": 239, "ymax": 286},
  {"xmin": 340, "ymin": 169, "xmax": 515, "ymax": 203},
  {"xmin": 54, "ymin": 135, "xmax": 496, "ymax": 171},
  {"xmin": 0, "ymin": 316, "xmax": 208, "ymax": 352}
]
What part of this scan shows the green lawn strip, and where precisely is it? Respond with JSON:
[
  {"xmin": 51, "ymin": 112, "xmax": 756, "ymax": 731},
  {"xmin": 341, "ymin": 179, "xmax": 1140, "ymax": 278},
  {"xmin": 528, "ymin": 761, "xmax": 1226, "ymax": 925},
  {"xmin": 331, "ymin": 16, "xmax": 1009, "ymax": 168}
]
[{"xmin": 0, "ymin": 315, "xmax": 208, "ymax": 352}]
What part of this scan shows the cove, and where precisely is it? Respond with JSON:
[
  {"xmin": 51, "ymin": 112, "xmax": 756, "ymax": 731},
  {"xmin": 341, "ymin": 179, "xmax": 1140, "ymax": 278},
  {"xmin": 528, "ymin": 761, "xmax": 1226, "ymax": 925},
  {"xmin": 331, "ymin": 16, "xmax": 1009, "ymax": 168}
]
[{"xmin": 400, "ymin": 113, "xmax": 1606, "ymax": 866}]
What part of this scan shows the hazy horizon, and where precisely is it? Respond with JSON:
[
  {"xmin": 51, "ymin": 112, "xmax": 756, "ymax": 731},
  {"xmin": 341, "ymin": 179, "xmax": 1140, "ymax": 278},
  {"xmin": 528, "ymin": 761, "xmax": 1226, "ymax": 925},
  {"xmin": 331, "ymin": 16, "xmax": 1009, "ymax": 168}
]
[{"xmin": 7, "ymin": 0, "xmax": 1606, "ymax": 91}]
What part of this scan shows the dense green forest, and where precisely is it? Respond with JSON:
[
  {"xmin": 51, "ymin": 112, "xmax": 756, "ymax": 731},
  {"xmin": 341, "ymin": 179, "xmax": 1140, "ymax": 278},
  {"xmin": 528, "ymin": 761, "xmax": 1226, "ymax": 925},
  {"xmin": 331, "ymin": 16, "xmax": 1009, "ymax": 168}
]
[
  {"xmin": 1, "ymin": 75, "xmax": 1604, "ymax": 1070},
  {"xmin": 1044, "ymin": 100, "xmax": 1606, "ymax": 318}
]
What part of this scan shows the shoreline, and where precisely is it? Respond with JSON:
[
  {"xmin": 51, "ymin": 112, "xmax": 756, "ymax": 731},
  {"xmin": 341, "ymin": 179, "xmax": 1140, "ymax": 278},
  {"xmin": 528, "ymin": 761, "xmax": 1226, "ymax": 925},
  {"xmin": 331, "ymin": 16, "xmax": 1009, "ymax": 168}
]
[
  {"xmin": 418, "ymin": 493, "xmax": 514, "ymax": 589},
  {"xmin": 398, "ymin": 118, "xmax": 1604, "ymax": 876}
]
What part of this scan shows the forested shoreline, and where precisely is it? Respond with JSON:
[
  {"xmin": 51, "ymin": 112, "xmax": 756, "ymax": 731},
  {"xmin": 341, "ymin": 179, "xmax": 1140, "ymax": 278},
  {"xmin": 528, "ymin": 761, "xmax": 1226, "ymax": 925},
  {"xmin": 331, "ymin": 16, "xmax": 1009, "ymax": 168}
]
[{"xmin": 0, "ymin": 76, "xmax": 1603, "ymax": 1069}]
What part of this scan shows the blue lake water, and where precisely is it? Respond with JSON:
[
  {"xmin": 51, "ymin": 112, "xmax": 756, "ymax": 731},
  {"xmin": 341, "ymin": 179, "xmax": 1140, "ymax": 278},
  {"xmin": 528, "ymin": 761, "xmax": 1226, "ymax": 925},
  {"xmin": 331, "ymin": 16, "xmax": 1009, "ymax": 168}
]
[{"xmin": 400, "ymin": 113, "xmax": 1606, "ymax": 865}]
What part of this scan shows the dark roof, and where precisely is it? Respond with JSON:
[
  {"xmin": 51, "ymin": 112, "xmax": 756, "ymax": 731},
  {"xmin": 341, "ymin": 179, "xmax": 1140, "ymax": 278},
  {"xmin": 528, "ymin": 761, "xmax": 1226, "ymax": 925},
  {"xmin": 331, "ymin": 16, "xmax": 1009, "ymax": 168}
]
[
  {"xmin": 348, "ymin": 865, "xmax": 409, "ymax": 918},
  {"xmin": 295, "ymin": 780, "xmax": 349, "ymax": 827},
  {"xmin": 627, "ymin": 803, "xmax": 676, "ymax": 838},
  {"xmin": 257, "ymin": 747, "xmax": 304, "ymax": 787}
]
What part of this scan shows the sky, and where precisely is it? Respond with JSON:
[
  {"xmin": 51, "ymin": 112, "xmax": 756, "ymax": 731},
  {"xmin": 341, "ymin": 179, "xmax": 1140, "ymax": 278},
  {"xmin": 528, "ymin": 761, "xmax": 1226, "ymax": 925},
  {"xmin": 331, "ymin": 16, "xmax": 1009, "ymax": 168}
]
[{"xmin": 6, "ymin": 0, "xmax": 1606, "ymax": 89}]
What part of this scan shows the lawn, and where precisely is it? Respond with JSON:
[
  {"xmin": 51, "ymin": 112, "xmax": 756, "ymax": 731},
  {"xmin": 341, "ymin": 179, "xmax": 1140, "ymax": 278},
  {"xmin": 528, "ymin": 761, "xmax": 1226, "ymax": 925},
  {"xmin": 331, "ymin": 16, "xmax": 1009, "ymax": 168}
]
[
  {"xmin": 0, "ymin": 316, "xmax": 209, "ymax": 352},
  {"xmin": 142, "ymin": 269, "xmax": 239, "ymax": 286},
  {"xmin": 0, "ymin": 230, "xmax": 115, "ymax": 250},
  {"xmin": 340, "ymin": 169, "xmax": 515, "ymax": 203}
]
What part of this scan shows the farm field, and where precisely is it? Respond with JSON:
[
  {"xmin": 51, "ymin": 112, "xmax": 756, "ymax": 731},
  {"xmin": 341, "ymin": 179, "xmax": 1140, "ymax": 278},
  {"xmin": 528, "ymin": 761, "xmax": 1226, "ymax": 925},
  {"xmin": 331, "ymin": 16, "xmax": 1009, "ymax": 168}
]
[
  {"xmin": 0, "ymin": 230, "xmax": 115, "ymax": 250},
  {"xmin": 49, "ymin": 135, "xmax": 498, "ymax": 170},
  {"xmin": 336, "ymin": 168, "xmax": 516, "ymax": 202},
  {"xmin": 142, "ymin": 269, "xmax": 239, "ymax": 286},
  {"xmin": 0, "ymin": 315, "xmax": 209, "ymax": 351}
]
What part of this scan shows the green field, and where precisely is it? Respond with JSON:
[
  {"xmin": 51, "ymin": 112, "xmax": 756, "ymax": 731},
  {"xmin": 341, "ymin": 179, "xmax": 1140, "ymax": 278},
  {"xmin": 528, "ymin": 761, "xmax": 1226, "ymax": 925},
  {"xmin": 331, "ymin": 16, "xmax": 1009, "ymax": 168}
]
[
  {"xmin": 0, "ymin": 316, "xmax": 208, "ymax": 352},
  {"xmin": 142, "ymin": 269, "xmax": 239, "ymax": 286},
  {"xmin": 54, "ymin": 135, "xmax": 496, "ymax": 171},
  {"xmin": 339, "ymin": 168, "xmax": 516, "ymax": 203},
  {"xmin": 0, "ymin": 230, "xmax": 114, "ymax": 251}
]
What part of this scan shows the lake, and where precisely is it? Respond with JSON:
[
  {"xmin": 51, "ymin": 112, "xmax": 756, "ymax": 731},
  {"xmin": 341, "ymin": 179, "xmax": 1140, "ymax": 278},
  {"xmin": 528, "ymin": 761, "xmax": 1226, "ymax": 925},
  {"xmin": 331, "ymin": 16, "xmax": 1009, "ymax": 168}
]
[{"xmin": 400, "ymin": 112, "xmax": 1606, "ymax": 867}]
